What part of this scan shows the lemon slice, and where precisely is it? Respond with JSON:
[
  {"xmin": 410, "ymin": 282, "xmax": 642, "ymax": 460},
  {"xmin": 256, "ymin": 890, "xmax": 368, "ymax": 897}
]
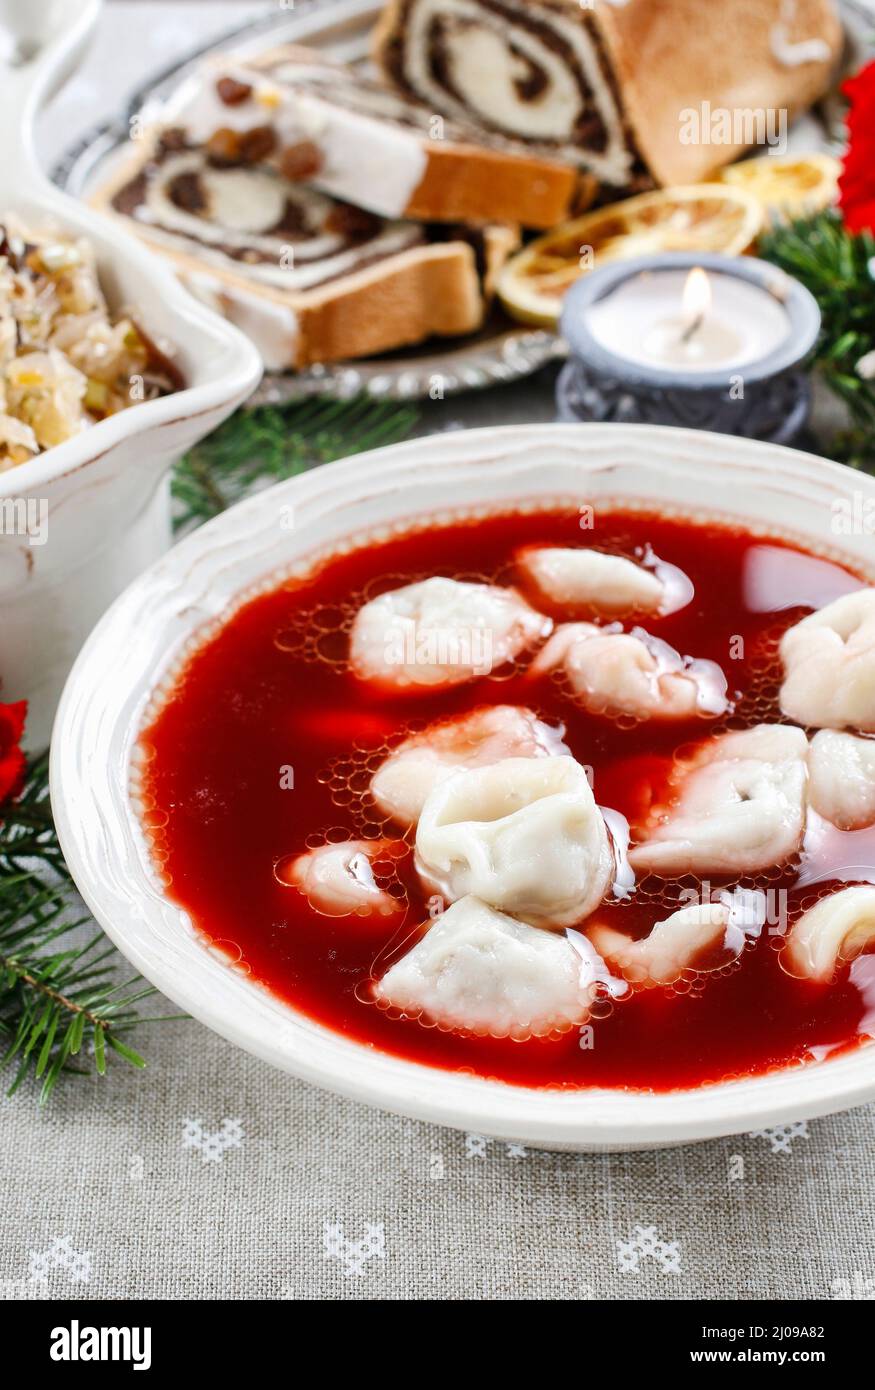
[
  {"xmin": 497, "ymin": 185, "xmax": 764, "ymax": 329},
  {"xmin": 717, "ymin": 152, "xmax": 841, "ymax": 218}
]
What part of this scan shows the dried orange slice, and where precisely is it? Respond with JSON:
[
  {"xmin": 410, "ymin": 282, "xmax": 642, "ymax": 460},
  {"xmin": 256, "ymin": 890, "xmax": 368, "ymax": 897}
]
[
  {"xmin": 717, "ymin": 152, "xmax": 841, "ymax": 218},
  {"xmin": 497, "ymin": 184, "xmax": 764, "ymax": 328}
]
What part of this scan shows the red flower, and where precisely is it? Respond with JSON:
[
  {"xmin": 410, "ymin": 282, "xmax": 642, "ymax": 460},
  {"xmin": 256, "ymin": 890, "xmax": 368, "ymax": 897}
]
[
  {"xmin": 0, "ymin": 700, "xmax": 27, "ymax": 807},
  {"xmin": 839, "ymin": 60, "xmax": 875, "ymax": 235}
]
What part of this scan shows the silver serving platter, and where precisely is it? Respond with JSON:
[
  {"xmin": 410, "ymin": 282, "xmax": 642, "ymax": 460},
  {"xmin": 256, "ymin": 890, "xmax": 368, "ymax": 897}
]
[{"xmin": 54, "ymin": 0, "xmax": 872, "ymax": 404}]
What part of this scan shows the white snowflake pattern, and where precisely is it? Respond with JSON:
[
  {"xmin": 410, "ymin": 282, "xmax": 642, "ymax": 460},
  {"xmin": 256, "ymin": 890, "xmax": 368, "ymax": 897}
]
[
  {"xmin": 182, "ymin": 1118, "xmax": 244, "ymax": 1162},
  {"xmin": 748, "ymin": 1121, "xmax": 809, "ymax": 1155},
  {"xmin": 831, "ymin": 1272, "xmax": 875, "ymax": 1300},
  {"xmin": 29, "ymin": 1237, "xmax": 91, "ymax": 1285},
  {"xmin": 0, "ymin": 1278, "xmax": 50, "ymax": 1300},
  {"xmin": 617, "ymin": 1225, "xmax": 681, "ymax": 1275},
  {"xmin": 464, "ymin": 1133, "xmax": 529, "ymax": 1159},
  {"xmin": 323, "ymin": 1222, "xmax": 385, "ymax": 1277}
]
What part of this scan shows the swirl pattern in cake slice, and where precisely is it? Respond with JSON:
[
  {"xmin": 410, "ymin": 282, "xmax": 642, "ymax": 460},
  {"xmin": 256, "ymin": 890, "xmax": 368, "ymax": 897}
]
[
  {"xmin": 92, "ymin": 133, "xmax": 518, "ymax": 369},
  {"xmin": 373, "ymin": 0, "xmax": 842, "ymax": 189}
]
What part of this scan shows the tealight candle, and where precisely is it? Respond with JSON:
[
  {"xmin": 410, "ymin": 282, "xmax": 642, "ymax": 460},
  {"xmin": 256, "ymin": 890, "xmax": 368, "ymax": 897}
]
[
  {"xmin": 556, "ymin": 252, "xmax": 821, "ymax": 445},
  {"xmin": 588, "ymin": 266, "xmax": 790, "ymax": 371}
]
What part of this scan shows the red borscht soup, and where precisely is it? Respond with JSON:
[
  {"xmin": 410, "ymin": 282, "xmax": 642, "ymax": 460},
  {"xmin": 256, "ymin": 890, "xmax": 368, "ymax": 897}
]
[{"xmin": 138, "ymin": 506, "xmax": 875, "ymax": 1090}]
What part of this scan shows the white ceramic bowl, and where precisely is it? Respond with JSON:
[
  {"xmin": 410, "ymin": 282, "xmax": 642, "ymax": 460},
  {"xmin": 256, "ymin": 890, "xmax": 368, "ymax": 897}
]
[
  {"xmin": 0, "ymin": 0, "xmax": 262, "ymax": 747},
  {"xmin": 51, "ymin": 423, "xmax": 875, "ymax": 1150}
]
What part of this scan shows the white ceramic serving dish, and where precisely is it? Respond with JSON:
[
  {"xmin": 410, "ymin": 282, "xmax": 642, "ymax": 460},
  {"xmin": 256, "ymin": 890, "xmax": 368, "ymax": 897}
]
[
  {"xmin": 0, "ymin": 0, "xmax": 262, "ymax": 748},
  {"xmin": 52, "ymin": 423, "xmax": 875, "ymax": 1151}
]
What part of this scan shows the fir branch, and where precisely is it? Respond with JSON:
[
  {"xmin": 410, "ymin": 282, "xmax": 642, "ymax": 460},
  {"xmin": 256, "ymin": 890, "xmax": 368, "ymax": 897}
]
[
  {"xmin": 0, "ymin": 752, "xmax": 68, "ymax": 879},
  {"xmin": 0, "ymin": 753, "xmax": 161, "ymax": 1100},
  {"xmin": 758, "ymin": 211, "xmax": 875, "ymax": 470},
  {"xmin": 172, "ymin": 393, "xmax": 419, "ymax": 531},
  {"xmin": 0, "ymin": 868, "xmax": 150, "ymax": 1102}
]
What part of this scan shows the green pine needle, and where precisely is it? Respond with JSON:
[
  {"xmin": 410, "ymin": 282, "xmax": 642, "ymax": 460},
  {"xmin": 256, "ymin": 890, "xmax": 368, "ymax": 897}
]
[
  {"xmin": 172, "ymin": 393, "xmax": 419, "ymax": 530},
  {"xmin": 0, "ymin": 751, "xmax": 67, "ymax": 880},
  {"xmin": 0, "ymin": 867, "xmax": 149, "ymax": 1102},
  {"xmin": 758, "ymin": 211, "xmax": 875, "ymax": 471}
]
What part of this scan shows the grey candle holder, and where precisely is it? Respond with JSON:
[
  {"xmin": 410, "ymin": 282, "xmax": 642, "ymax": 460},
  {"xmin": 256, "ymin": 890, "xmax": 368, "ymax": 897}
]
[{"xmin": 556, "ymin": 252, "xmax": 822, "ymax": 446}]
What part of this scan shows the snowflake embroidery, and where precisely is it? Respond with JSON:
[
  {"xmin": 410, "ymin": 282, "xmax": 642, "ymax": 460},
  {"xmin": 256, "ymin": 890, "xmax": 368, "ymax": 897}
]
[
  {"xmin": 29, "ymin": 1237, "xmax": 91, "ymax": 1284},
  {"xmin": 831, "ymin": 1272, "xmax": 875, "ymax": 1300},
  {"xmin": 182, "ymin": 1118, "xmax": 244, "ymax": 1162},
  {"xmin": 464, "ymin": 1133, "xmax": 528, "ymax": 1159},
  {"xmin": 748, "ymin": 1121, "xmax": 809, "ymax": 1155},
  {"xmin": 324, "ymin": 1223, "xmax": 385, "ymax": 1277},
  {"xmin": 0, "ymin": 1278, "xmax": 50, "ymax": 1300},
  {"xmin": 617, "ymin": 1225, "xmax": 681, "ymax": 1275}
]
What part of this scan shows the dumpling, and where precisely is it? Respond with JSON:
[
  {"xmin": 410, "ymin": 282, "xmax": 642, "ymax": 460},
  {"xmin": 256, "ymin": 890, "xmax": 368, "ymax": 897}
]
[
  {"xmin": 370, "ymin": 704, "xmax": 569, "ymax": 827},
  {"xmin": 279, "ymin": 840, "xmax": 403, "ymax": 918},
  {"xmin": 629, "ymin": 724, "xmax": 808, "ymax": 875},
  {"xmin": 517, "ymin": 546, "xmax": 666, "ymax": 615},
  {"xmin": 530, "ymin": 623, "xmax": 729, "ymax": 721},
  {"xmin": 350, "ymin": 576, "xmax": 551, "ymax": 690},
  {"xmin": 780, "ymin": 588, "xmax": 875, "ymax": 731},
  {"xmin": 808, "ymin": 730, "xmax": 875, "ymax": 831},
  {"xmin": 783, "ymin": 885, "xmax": 875, "ymax": 981},
  {"xmin": 415, "ymin": 755, "xmax": 613, "ymax": 928},
  {"xmin": 373, "ymin": 895, "xmax": 604, "ymax": 1038},
  {"xmin": 587, "ymin": 891, "xmax": 766, "ymax": 988}
]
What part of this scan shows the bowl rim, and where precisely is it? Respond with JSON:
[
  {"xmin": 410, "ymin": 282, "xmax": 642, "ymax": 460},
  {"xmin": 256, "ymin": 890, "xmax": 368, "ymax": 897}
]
[{"xmin": 50, "ymin": 422, "xmax": 875, "ymax": 1147}]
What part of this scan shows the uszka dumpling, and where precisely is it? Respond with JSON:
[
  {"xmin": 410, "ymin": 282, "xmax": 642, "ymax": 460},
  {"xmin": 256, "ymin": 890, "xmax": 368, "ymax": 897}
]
[
  {"xmin": 783, "ymin": 885, "xmax": 875, "ymax": 981},
  {"xmin": 279, "ymin": 840, "xmax": 403, "ymax": 918},
  {"xmin": 373, "ymin": 895, "xmax": 604, "ymax": 1038},
  {"xmin": 808, "ymin": 730, "xmax": 875, "ymax": 831},
  {"xmin": 415, "ymin": 755, "xmax": 613, "ymax": 928},
  {"xmin": 587, "ymin": 892, "xmax": 766, "ymax": 988},
  {"xmin": 780, "ymin": 588, "xmax": 875, "ymax": 731},
  {"xmin": 350, "ymin": 576, "xmax": 550, "ymax": 690},
  {"xmin": 629, "ymin": 725, "xmax": 808, "ymax": 876},
  {"xmin": 530, "ymin": 623, "xmax": 729, "ymax": 722},
  {"xmin": 517, "ymin": 546, "xmax": 667, "ymax": 615},
  {"xmin": 371, "ymin": 704, "xmax": 569, "ymax": 828}
]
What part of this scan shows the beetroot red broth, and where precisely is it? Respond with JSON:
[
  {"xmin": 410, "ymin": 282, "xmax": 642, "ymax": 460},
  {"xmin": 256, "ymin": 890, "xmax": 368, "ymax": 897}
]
[{"xmin": 139, "ymin": 507, "xmax": 875, "ymax": 1091}]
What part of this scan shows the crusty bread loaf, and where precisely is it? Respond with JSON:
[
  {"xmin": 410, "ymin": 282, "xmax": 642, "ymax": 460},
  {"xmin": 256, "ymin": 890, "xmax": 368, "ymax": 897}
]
[
  {"xmin": 594, "ymin": 0, "xmax": 842, "ymax": 185},
  {"xmin": 374, "ymin": 0, "xmax": 842, "ymax": 189}
]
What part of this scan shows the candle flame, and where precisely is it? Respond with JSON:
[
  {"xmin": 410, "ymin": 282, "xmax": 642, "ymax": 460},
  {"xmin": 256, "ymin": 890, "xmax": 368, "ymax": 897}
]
[{"xmin": 682, "ymin": 267, "xmax": 712, "ymax": 333}]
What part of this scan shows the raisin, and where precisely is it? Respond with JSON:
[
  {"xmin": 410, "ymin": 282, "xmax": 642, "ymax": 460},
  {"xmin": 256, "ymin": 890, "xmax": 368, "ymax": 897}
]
[
  {"xmin": 216, "ymin": 75, "xmax": 253, "ymax": 106},
  {"xmin": 279, "ymin": 140, "xmax": 323, "ymax": 182},
  {"xmin": 158, "ymin": 126, "xmax": 188, "ymax": 154},
  {"xmin": 239, "ymin": 125, "xmax": 277, "ymax": 163},
  {"xmin": 206, "ymin": 127, "xmax": 243, "ymax": 165}
]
